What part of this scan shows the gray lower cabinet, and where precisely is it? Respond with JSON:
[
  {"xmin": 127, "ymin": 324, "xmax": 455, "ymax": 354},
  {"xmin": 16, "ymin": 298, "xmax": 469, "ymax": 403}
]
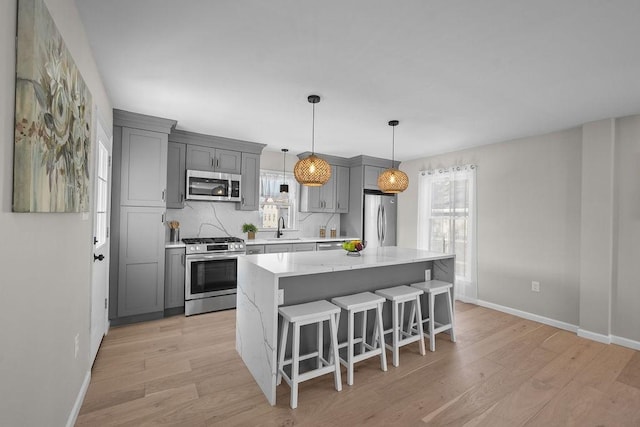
[
  {"xmin": 265, "ymin": 243, "xmax": 292, "ymax": 254},
  {"xmin": 291, "ymin": 242, "xmax": 316, "ymax": 252},
  {"xmin": 164, "ymin": 248, "xmax": 185, "ymax": 309},
  {"xmin": 238, "ymin": 152, "xmax": 260, "ymax": 211},
  {"xmin": 118, "ymin": 206, "xmax": 166, "ymax": 317},
  {"xmin": 246, "ymin": 245, "xmax": 265, "ymax": 255},
  {"xmin": 120, "ymin": 127, "xmax": 168, "ymax": 207},
  {"xmin": 166, "ymin": 142, "xmax": 186, "ymax": 209}
]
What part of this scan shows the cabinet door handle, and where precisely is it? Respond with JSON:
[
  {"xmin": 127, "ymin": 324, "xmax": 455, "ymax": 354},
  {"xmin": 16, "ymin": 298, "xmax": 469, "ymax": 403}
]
[
  {"xmin": 211, "ymin": 158, "xmax": 215, "ymax": 167},
  {"xmin": 215, "ymin": 158, "xmax": 220, "ymax": 168},
  {"xmin": 180, "ymin": 193, "xmax": 184, "ymax": 203},
  {"xmin": 181, "ymin": 254, "xmax": 185, "ymax": 266},
  {"xmin": 162, "ymin": 213, "xmax": 165, "ymax": 223},
  {"xmin": 162, "ymin": 190, "xmax": 166, "ymax": 201},
  {"xmin": 242, "ymin": 196, "xmax": 245, "ymax": 205}
]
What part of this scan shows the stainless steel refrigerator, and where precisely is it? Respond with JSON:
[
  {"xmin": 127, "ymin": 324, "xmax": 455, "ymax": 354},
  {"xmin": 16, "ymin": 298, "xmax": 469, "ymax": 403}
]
[{"xmin": 363, "ymin": 190, "xmax": 397, "ymax": 248}]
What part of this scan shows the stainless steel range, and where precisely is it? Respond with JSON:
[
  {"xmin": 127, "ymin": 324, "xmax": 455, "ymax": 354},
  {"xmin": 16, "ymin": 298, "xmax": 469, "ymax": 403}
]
[{"xmin": 183, "ymin": 237, "xmax": 245, "ymax": 316}]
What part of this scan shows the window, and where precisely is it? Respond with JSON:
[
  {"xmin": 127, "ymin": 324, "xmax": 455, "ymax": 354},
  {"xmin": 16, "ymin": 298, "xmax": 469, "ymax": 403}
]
[
  {"xmin": 417, "ymin": 165, "xmax": 477, "ymax": 301},
  {"xmin": 94, "ymin": 142, "xmax": 109, "ymax": 247},
  {"xmin": 259, "ymin": 170, "xmax": 298, "ymax": 229}
]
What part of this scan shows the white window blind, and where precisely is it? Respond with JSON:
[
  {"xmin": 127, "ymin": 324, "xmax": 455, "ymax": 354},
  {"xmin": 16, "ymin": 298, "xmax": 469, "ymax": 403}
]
[
  {"xmin": 259, "ymin": 170, "xmax": 298, "ymax": 229},
  {"xmin": 417, "ymin": 165, "xmax": 477, "ymax": 301}
]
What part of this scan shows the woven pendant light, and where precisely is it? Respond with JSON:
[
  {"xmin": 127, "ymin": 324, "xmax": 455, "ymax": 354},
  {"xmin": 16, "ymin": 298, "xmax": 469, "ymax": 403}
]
[
  {"xmin": 378, "ymin": 120, "xmax": 409, "ymax": 193},
  {"xmin": 294, "ymin": 95, "xmax": 332, "ymax": 187}
]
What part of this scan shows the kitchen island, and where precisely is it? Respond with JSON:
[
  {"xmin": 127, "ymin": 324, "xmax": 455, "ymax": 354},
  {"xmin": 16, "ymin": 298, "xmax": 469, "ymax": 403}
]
[{"xmin": 236, "ymin": 246, "xmax": 455, "ymax": 405}]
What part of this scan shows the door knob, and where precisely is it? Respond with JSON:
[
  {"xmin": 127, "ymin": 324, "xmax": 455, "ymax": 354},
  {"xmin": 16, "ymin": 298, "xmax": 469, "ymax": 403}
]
[{"xmin": 93, "ymin": 254, "xmax": 105, "ymax": 262}]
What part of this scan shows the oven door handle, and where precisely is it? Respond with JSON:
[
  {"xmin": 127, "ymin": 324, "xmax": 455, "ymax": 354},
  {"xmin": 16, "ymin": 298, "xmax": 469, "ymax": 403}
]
[{"xmin": 186, "ymin": 253, "xmax": 243, "ymax": 262}]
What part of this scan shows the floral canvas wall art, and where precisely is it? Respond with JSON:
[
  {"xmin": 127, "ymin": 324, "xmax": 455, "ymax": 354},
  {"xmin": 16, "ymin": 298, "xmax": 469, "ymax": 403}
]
[{"xmin": 13, "ymin": 0, "xmax": 93, "ymax": 213}]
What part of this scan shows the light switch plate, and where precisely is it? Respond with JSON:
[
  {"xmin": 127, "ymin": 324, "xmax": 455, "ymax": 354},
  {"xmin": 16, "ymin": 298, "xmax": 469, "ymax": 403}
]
[
  {"xmin": 277, "ymin": 289, "xmax": 284, "ymax": 305},
  {"xmin": 425, "ymin": 269, "xmax": 432, "ymax": 281}
]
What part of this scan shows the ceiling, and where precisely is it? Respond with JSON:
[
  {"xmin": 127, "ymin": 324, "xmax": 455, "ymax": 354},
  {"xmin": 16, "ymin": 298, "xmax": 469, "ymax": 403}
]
[{"xmin": 76, "ymin": 0, "xmax": 640, "ymax": 161}]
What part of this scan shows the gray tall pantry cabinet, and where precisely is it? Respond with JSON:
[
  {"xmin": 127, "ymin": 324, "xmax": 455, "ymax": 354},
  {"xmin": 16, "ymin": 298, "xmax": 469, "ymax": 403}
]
[{"xmin": 109, "ymin": 110, "xmax": 177, "ymax": 322}]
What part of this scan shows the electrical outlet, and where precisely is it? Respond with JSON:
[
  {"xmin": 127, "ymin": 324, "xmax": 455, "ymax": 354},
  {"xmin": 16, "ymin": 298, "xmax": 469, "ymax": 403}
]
[
  {"xmin": 531, "ymin": 281, "xmax": 540, "ymax": 292},
  {"xmin": 425, "ymin": 269, "xmax": 432, "ymax": 281},
  {"xmin": 74, "ymin": 333, "xmax": 80, "ymax": 359},
  {"xmin": 277, "ymin": 289, "xmax": 284, "ymax": 305}
]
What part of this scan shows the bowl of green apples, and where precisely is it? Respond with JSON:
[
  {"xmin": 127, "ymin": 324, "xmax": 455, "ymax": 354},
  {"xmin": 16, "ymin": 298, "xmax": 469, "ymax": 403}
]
[{"xmin": 342, "ymin": 240, "xmax": 365, "ymax": 256}]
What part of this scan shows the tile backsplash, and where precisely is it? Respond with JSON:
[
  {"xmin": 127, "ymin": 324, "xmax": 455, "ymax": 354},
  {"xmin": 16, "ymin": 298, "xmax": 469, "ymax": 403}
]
[{"xmin": 165, "ymin": 201, "xmax": 340, "ymax": 241}]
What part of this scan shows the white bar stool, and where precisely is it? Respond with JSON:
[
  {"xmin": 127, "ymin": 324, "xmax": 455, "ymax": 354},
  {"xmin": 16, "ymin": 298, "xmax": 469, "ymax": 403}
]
[
  {"xmin": 331, "ymin": 292, "xmax": 387, "ymax": 386},
  {"xmin": 410, "ymin": 279, "xmax": 456, "ymax": 351},
  {"xmin": 375, "ymin": 285, "xmax": 426, "ymax": 367},
  {"xmin": 277, "ymin": 300, "xmax": 342, "ymax": 409}
]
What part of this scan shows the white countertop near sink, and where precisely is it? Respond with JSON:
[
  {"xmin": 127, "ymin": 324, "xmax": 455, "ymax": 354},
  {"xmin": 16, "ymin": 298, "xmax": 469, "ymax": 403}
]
[
  {"xmin": 245, "ymin": 236, "xmax": 360, "ymax": 245},
  {"xmin": 166, "ymin": 237, "xmax": 360, "ymax": 249}
]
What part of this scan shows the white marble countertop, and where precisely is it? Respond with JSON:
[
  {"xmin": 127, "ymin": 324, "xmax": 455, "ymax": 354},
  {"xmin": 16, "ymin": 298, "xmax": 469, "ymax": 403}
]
[
  {"xmin": 166, "ymin": 236, "xmax": 360, "ymax": 249},
  {"xmin": 245, "ymin": 236, "xmax": 360, "ymax": 245},
  {"xmin": 240, "ymin": 246, "xmax": 454, "ymax": 278}
]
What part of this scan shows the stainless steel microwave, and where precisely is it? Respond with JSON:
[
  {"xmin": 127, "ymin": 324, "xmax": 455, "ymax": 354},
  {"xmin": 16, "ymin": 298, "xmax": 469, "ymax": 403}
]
[{"xmin": 186, "ymin": 170, "xmax": 241, "ymax": 202}]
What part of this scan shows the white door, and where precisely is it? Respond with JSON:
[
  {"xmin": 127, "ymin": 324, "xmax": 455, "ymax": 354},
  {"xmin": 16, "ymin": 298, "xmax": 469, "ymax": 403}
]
[{"xmin": 90, "ymin": 118, "xmax": 112, "ymax": 365}]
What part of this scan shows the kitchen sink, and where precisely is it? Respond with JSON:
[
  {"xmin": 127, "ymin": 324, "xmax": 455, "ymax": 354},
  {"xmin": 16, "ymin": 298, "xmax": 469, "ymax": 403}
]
[{"xmin": 266, "ymin": 238, "xmax": 302, "ymax": 241}]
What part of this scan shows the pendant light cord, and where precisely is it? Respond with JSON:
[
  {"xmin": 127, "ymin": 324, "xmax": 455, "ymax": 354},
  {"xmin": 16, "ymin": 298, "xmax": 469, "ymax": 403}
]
[
  {"xmin": 311, "ymin": 102, "xmax": 316, "ymax": 154},
  {"xmin": 391, "ymin": 125, "xmax": 395, "ymax": 167}
]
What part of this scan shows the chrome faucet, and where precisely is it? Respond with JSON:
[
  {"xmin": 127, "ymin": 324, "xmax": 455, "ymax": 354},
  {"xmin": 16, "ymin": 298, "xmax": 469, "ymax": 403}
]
[{"xmin": 276, "ymin": 216, "xmax": 285, "ymax": 238}]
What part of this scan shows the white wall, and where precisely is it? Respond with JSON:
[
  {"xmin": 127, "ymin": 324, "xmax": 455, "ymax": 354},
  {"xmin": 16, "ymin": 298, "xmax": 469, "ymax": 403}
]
[
  {"xmin": 398, "ymin": 128, "xmax": 583, "ymax": 325},
  {"xmin": 613, "ymin": 115, "xmax": 640, "ymax": 342},
  {"xmin": 0, "ymin": 0, "xmax": 111, "ymax": 425}
]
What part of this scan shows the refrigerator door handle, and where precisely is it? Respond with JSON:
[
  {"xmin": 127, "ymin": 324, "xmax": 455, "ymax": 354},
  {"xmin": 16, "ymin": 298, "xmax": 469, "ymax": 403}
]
[
  {"xmin": 381, "ymin": 205, "xmax": 387, "ymax": 246},
  {"xmin": 377, "ymin": 204, "xmax": 382, "ymax": 243}
]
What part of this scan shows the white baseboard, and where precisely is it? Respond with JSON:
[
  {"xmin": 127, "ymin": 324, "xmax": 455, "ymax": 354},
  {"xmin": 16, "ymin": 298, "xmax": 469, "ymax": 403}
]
[
  {"xmin": 475, "ymin": 299, "xmax": 578, "ymax": 333},
  {"xmin": 474, "ymin": 300, "xmax": 640, "ymax": 351},
  {"xmin": 612, "ymin": 335, "xmax": 640, "ymax": 351},
  {"xmin": 577, "ymin": 328, "xmax": 612, "ymax": 344},
  {"xmin": 66, "ymin": 370, "xmax": 91, "ymax": 427}
]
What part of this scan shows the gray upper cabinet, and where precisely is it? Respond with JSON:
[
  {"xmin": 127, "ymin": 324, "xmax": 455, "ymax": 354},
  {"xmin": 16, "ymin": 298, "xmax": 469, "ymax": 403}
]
[
  {"xmin": 166, "ymin": 142, "xmax": 186, "ymax": 209},
  {"xmin": 186, "ymin": 145, "xmax": 241, "ymax": 174},
  {"xmin": 363, "ymin": 165, "xmax": 384, "ymax": 190},
  {"xmin": 120, "ymin": 127, "xmax": 168, "ymax": 207},
  {"xmin": 216, "ymin": 149, "xmax": 242, "ymax": 174},
  {"xmin": 238, "ymin": 152, "xmax": 260, "ymax": 211},
  {"xmin": 300, "ymin": 164, "xmax": 348, "ymax": 213},
  {"xmin": 335, "ymin": 165, "xmax": 350, "ymax": 213},
  {"xmin": 164, "ymin": 248, "xmax": 185, "ymax": 309},
  {"xmin": 118, "ymin": 206, "xmax": 166, "ymax": 317}
]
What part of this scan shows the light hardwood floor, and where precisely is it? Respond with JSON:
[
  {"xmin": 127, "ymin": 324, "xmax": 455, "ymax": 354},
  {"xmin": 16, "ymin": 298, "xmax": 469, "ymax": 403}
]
[{"xmin": 77, "ymin": 302, "xmax": 640, "ymax": 426}]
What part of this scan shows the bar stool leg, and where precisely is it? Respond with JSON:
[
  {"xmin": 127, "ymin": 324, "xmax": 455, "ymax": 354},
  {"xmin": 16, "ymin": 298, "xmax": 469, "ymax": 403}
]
[
  {"xmin": 277, "ymin": 318, "xmax": 289, "ymax": 386},
  {"xmin": 429, "ymin": 292, "xmax": 436, "ymax": 352},
  {"xmin": 347, "ymin": 309, "xmax": 355, "ymax": 386},
  {"xmin": 392, "ymin": 301, "xmax": 399, "ymax": 367},
  {"xmin": 446, "ymin": 289, "xmax": 456, "ymax": 343},
  {"xmin": 291, "ymin": 322, "xmax": 301, "ymax": 409},
  {"xmin": 360, "ymin": 310, "xmax": 367, "ymax": 355},
  {"xmin": 317, "ymin": 320, "xmax": 323, "ymax": 369},
  {"xmin": 414, "ymin": 296, "xmax": 426, "ymax": 355},
  {"xmin": 376, "ymin": 302, "xmax": 387, "ymax": 372},
  {"xmin": 329, "ymin": 313, "xmax": 342, "ymax": 392}
]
